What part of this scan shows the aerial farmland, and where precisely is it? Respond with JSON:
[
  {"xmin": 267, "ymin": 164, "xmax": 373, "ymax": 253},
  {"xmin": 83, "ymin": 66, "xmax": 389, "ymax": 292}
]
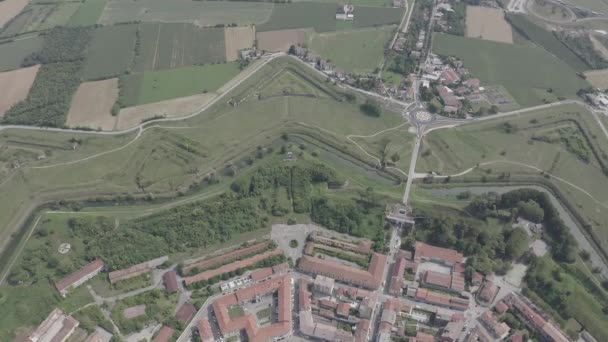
[{"xmin": 1, "ymin": 0, "xmax": 608, "ymax": 342}]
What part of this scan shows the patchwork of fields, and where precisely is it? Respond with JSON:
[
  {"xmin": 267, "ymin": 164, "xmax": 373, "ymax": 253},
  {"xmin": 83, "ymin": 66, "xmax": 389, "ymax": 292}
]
[
  {"xmin": 433, "ymin": 33, "xmax": 589, "ymax": 107},
  {"xmin": 66, "ymin": 78, "xmax": 119, "ymax": 130},
  {"xmin": 99, "ymin": 0, "xmax": 273, "ymax": 26},
  {"xmin": 0, "ymin": 65, "xmax": 39, "ymax": 116},
  {"xmin": 257, "ymin": 3, "xmax": 402, "ymax": 32}
]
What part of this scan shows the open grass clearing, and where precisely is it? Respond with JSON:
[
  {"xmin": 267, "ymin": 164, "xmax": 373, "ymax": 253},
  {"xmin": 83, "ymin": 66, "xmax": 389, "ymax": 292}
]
[
  {"xmin": 0, "ymin": 37, "xmax": 43, "ymax": 72},
  {"xmin": 432, "ymin": 33, "xmax": 589, "ymax": 107},
  {"xmin": 309, "ymin": 26, "xmax": 395, "ymax": 74},
  {"xmin": 120, "ymin": 63, "xmax": 240, "ymax": 106},
  {"xmin": 0, "ymin": 65, "xmax": 40, "ymax": 117},
  {"xmin": 66, "ymin": 78, "xmax": 119, "ymax": 131},
  {"xmin": 83, "ymin": 24, "xmax": 137, "ymax": 80},
  {"xmin": 68, "ymin": 0, "xmax": 106, "ymax": 27},
  {"xmin": 466, "ymin": 6, "xmax": 513, "ymax": 43},
  {"xmin": 99, "ymin": 0, "xmax": 273, "ymax": 26}
]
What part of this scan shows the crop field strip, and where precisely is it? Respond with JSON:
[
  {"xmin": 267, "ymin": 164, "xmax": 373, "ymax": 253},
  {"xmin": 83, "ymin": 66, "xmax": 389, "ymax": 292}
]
[
  {"xmin": 67, "ymin": 0, "xmax": 106, "ymax": 27},
  {"xmin": 83, "ymin": 24, "xmax": 137, "ymax": 81},
  {"xmin": 133, "ymin": 23, "xmax": 226, "ymax": 72},
  {"xmin": 257, "ymin": 2, "xmax": 403, "ymax": 32},
  {"xmin": 98, "ymin": 0, "xmax": 273, "ymax": 26}
]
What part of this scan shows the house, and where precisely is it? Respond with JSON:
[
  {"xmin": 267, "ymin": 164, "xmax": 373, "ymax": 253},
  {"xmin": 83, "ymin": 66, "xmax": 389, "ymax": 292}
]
[
  {"xmin": 175, "ymin": 302, "xmax": 197, "ymax": 323},
  {"xmin": 108, "ymin": 256, "xmax": 167, "ymax": 284},
  {"xmin": 313, "ymin": 275, "xmax": 335, "ymax": 295},
  {"xmin": 336, "ymin": 4, "xmax": 355, "ymax": 20},
  {"xmin": 55, "ymin": 260, "xmax": 104, "ymax": 297},
  {"xmin": 153, "ymin": 326, "xmax": 175, "ymax": 342},
  {"xmin": 26, "ymin": 309, "xmax": 79, "ymax": 342},
  {"xmin": 163, "ymin": 270, "xmax": 179, "ymax": 293}
]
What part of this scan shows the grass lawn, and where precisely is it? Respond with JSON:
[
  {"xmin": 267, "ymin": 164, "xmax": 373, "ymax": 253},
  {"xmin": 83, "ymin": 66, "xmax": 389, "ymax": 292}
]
[
  {"xmin": 432, "ymin": 33, "xmax": 589, "ymax": 107},
  {"xmin": 68, "ymin": 0, "xmax": 106, "ymax": 26},
  {"xmin": 121, "ymin": 63, "xmax": 241, "ymax": 106},
  {"xmin": 310, "ymin": 26, "xmax": 395, "ymax": 74},
  {"xmin": 256, "ymin": 307, "xmax": 271, "ymax": 320},
  {"xmin": 228, "ymin": 305, "xmax": 245, "ymax": 319}
]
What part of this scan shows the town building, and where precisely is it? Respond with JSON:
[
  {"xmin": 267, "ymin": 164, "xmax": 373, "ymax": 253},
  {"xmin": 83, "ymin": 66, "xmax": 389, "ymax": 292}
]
[
  {"xmin": 414, "ymin": 242, "xmax": 464, "ymax": 266},
  {"xmin": 26, "ymin": 309, "xmax": 79, "ymax": 342},
  {"xmin": 479, "ymin": 311, "xmax": 510, "ymax": 339},
  {"xmin": 297, "ymin": 253, "xmax": 387, "ymax": 290},
  {"xmin": 107, "ymin": 256, "xmax": 167, "ymax": 284},
  {"xmin": 212, "ymin": 275, "xmax": 292, "ymax": 342},
  {"xmin": 153, "ymin": 326, "xmax": 174, "ymax": 342},
  {"xmin": 162, "ymin": 270, "xmax": 179, "ymax": 293},
  {"xmin": 314, "ymin": 275, "xmax": 336, "ymax": 295},
  {"xmin": 502, "ymin": 293, "xmax": 569, "ymax": 342},
  {"xmin": 477, "ymin": 280, "xmax": 499, "ymax": 305},
  {"xmin": 55, "ymin": 259, "xmax": 104, "ymax": 297},
  {"xmin": 336, "ymin": 4, "xmax": 355, "ymax": 20},
  {"xmin": 175, "ymin": 302, "xmax": 197, "ymax": 323},
  {"xmin": 197, "ymin": 319, "xmax": 214, "ymax": 342}
]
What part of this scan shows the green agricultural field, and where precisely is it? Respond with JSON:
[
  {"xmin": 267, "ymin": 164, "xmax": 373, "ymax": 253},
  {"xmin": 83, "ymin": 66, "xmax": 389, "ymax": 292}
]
[
  {"xmin": 36, "ymin": 3, "xmax": 81, "ymax": 31},
  {"xmin": 98, "ymin": 0, "xmax": 273, "ymax": 26},
  {"xmin": 121, "ymin": 63, "xmax": 241, "ymax": 106},
  {"xmin": 432, "ymin": 33, "xmax": 589, "ymax": 107},
  {"xmin": 0, "ymin": 37, "xmax": 43, "ymax": 72},
  {"xmin": 353, "ymin": 6, "xmax": 404, "ymax": 28},
  {"xmin": 258, "ymin": 3, "xmax": 402, "ymax": 32},
  {"xmin": 257, "ymin": 3, "xmax": 338, "ymax": 32},
  {"xmin": 68, "ymin": 0, "xmax": 107, "ymax": 27},
  {"xmin": 310, "ymin": 26, "xmax": 395, "ymax": 74},
  {"xmin": 417, "ymin": 103, "xmax": 608, "ymax": 250},
  {"xmin": 133, "ymin": 23, "xmax": 226, "ymax": 72},
  {"xmin": 506, "ymin": 14, "xmax": 589, "ymax": 71},
  {"xmin": 83, "ymin": 24, "xmax": 138, "ymax": 80}
]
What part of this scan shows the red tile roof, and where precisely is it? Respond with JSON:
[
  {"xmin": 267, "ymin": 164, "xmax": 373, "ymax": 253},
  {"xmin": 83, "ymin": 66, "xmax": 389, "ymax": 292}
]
[
  {"xmin": 319, "ymin": 299, "xmax": 338, "ymax": 309},
  {"xmin": 213, "ymin": 275, "xmax": 292, "ymax": 342},
  {"xmin": 197, "ymin": 319, "xmax": 214, "ymax": 342},
  {"xmin": 55, "ymin": 260, "xmax": 104, "ymax": 295},
  {"xmin": 299, "ymin": 279, "xmax": 311, "ymax": 311},
  {"xmin": 298, "ymin": 253, "xmax": 387, "ymax": 290},
  {"xmin": 354, "ymin": 319, "xmax": 370, "ymax": 342},
  {"xmin": 414, "ymin": 242, "xmax": 463, "ymax": 265},
  {"xmin": 250, "ymin": 267, "xmax": 273, "ymax": 282},
  {"xmin": 411, "ymin": 331, "xmax": 435, "ymax": 342},
  {"xmin": 415, "ymin": 288, "xmax": 469, "ymax": 311},
  {"xmin": 272, "ymin": 262, "xmax": 289, "ymax": 274},
  {"xmin": 478, "ymin": 281, "xmax": 499, "ymax": 303},
  {"xmin": 184, "ymin": 248, "xmax": 282, "ymax": 285},
  {"xmin": 336, "ymin": 303, "xmax": 350, "ymax": 317},
  {"xmin": 162, "ymin": 270, "xmax": 179, "ymax": 293},
  {"xmin": 423, "ymin": 270, "xmax": 451, "ymax": 288},
  {"xmin": 153, "ymin": 326, "xmax": 174, "ymax": 342},
  {"xmin": 495, "ymin": 300, "xmax": 509, "ymax": 314},
  {"xmin": 175, "ymin": 302, "xmax": 197, "ymax": 323},
  {"xmin": 183, "ymin": 242, "xmax": 269, "ymax": 274}
]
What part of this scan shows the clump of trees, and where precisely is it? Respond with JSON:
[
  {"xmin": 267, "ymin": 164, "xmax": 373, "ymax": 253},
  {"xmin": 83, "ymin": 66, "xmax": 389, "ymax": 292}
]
[
  {"xmin": 360, "ymin": 99, "xmax": 381, "ymax": 117},
  {"xmin": 3, "ymin": 62, "xmax": 84, "ymax": 126},
  {"xmin": 23, "ymin": 27, "xmax": 93, "ymax": 66}
]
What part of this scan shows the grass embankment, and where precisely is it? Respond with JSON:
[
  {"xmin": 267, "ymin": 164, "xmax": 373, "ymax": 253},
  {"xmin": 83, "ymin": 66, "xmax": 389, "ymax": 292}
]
[{"xmin": 432, "ymin": 33, "xmax": 589, "ymax": 107}]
